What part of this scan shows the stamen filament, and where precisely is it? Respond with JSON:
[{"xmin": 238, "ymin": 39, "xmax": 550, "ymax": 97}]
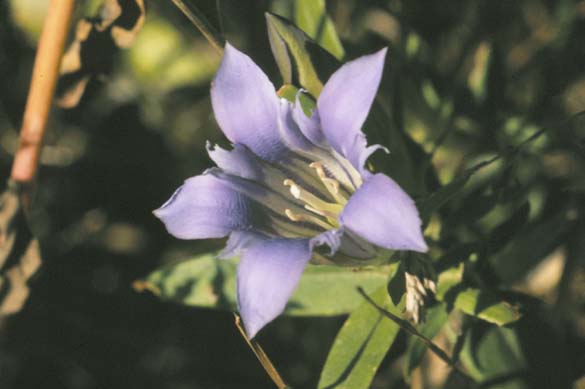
[
  {"xmin": 285, "ymin": 209, "xmax": 332, "ymax": 230},
  {"xmin": 304, "ymin": 205, "xmax": 340, "ymax": 228},
  {"xmin": 283, "ymin": 179, "xmax": 343, "ymax": 216}
]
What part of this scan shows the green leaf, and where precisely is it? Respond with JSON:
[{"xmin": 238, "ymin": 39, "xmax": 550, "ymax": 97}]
[
  {"xmin": 459, "ymin": 324, "xmax": 528, "ymax": 388},
  {"xmin": 276, "ymin": 84, "xmax": 315, "ymax": 116},
  {"xmin": 266, "ymin": 13, "xmax": 293, "ymax": 84},
  {"xmin": 144, "ymin": 252, "xmax": 236, "ymax": 309},
  {"xmin": 467, "ymin": 42, "xmax": 492, "ymax": 102},
  {"xmin": 386, "ymin": 259, "xmax": 405, "ymax": 306},
  {"xmin": 367, "ymin": 99, "xmax": 428, "ymax": 193},
  {"xmin": 487, "ymin": 202, "xmax": 531, "ymax": 254},
  {"xmin": 444, "ymin": 186, "xmax": 499, "ymax": 226},
  {"xmin": 294, "ymin": 0, "xmax": 345, "ymax": 60},
  {"xmin": 451, "ymin": 288, "xmax": 521, "ymax": 326},
  {"xmin": 266, "ymin": 12, "xmax": 339, "ymax": 96},
  {"xmin": 419, "ymin": 156, "xmax": 500, "ymax": 224},
  {"xmin": 143, "ymin": 253, "xmax": 393, "ymax": 317},
  {"xmin": 436, "ymin": 266, "xmax": 522, "ymax": 326},
  {"xmin": 318, "ymin": 287, "xmax": 401, "ymax": 389},
  {"xmin": 403, "ymin": 303, "xmax": 449, "ymax": 381},
  {"xmin": 287, "ymin": 265, "xmax": 392, "ymax": 316},
  {"xmin": 435, "ymin": 243, "xmax": 478, "ymax": 272},
  {"xmin": 419, "ymin": 174, "xmax": 471, "ymax": 225},
  {"xmin": 490, "ymin": 210, "xmax": 572, "ymax": 284}
]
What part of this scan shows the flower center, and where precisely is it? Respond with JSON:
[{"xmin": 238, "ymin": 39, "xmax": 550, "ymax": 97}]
[{"xmin": 283, "ymin": 162, "xmax": 349, "ymax": 230}]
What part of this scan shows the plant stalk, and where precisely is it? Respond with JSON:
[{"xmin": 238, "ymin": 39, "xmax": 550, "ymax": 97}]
[
  {"xmin": 169, "ymin": 0, "xmax": 225, "ymax": 54},
  {"xmin": 10, "ymin": 0, "xmax": 76, "ymax": 186}
]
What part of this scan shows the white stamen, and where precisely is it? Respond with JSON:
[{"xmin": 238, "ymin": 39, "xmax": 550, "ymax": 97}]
[
  {"xmin": 310, "ymin": 162, "xmax": 348, "ymax": 205},
  {"xmin": 304, "ymin": 205, "xmax": 339, "ymax": 227},
  {"xmin": 285, "ymin": 209, "xmax": 332, "ymax": 230},
  {"xmin": 283, "ymin": 179, "xmax": 343, "ymax": 216}
]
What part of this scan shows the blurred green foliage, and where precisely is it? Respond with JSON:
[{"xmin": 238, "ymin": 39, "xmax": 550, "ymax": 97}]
[{"xmin": 1, "ymin": 0, "xmax": 585, "ymax": 388}]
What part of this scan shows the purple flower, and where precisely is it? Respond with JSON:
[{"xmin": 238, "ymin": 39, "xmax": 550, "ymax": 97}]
[{"xmin": 154, "ymin": 43, "xmax": 428, "ymax": 338}]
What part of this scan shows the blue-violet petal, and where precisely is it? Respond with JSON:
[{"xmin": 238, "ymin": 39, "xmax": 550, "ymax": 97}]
[{"xmin": 339, "ymin": 173, "xmax": 428, "ymax": 252}]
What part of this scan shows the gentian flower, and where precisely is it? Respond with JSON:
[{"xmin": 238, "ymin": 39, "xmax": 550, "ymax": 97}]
[{"xmin": 154, "ymin": 43, "xmax": 428, "ymax": 338}]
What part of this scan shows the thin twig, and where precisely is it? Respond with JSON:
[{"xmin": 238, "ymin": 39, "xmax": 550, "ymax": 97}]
[
  {"xmin": 10, "ymin": 0, "xmax": 76, "ymax": 189},
  {"xmin": 170, "ymin": 0, "xmax": 225, "ymax": 54},
  {"xmin": 234, "ymin": 314, "xmax": 289, "ymax": 389},
  {"xmin": 357, "ymin": 287, "xmax": 473, "ymax": 381},
  {"xmin": 467, "ymin": 126, "xmax": 548, "ymax": 172}
]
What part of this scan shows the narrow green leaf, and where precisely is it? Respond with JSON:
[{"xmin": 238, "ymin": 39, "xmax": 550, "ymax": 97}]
[
  {"xmin": 451, "ymin": 288, "xmax": 521, "ymax": 326},
  {"xmin": 294, "ymin": 0, "xmax": 344, "ymax": 59},
  {"xmin": 490, "ymin": 210, "xmax": 572, "ymax": 283},
  {"xmin": 144, "ymin": 252, "xmax": 236, "ymax": 309},
  {"xmin": 435, "ymin": 243, "xmax": 478, "ymax": 272},
  {"xmin": 143, "ymin": 253, "xmax": 393, "ymax": 317},
  {"xmin": 367, "ymin": 100, "xmax": 426, "ymax": 193},
  {"xmin": 267, "ymin": 14, "xmax": 293, "ymax": 84},
  {"xmin": 460, "ymin": 324, "xmax": 528, "ymax": 388},
  {"xmin": 287, "ymin": 265, "xmax": 392, "ymax": 316},
  {"xmin": 169, "ymin": 0, "xmax": 224, "ymax": 53},
  {"xmin": 266, "ymin": 12, "xmax": 339, "ymax": 97},
  {"xmin": 386, "ymin": 259, "xmax": 405, "ymax": 306},
  {"xmin": 318, "ymin": 287, "xmax": 401, "ymax": 389},
  {"xmin": 467, "ymin": 42, "xmax": 492, "ymax": 102},
  {"xmin": 403, "ymin": 304, "xmax": 449, "ymax": 381},
  {"xmin": 419, "ymin": 156, "xmax": 500, "ymax": 224},
  {"xmin": 436, "ymin": 266, "xmax": 522, "ymax": 326},
  {"xmin": 487, "ymin": 202, "xmax": 531, "ymax": 254},
  {"xmin": 419, "ymin": 174, "xmax": 471, "ymax": 224},
  {"xmin": 277, "ymin": 84, "xmax": 315, "ymax": 116},
  {"xmin": 444, "ymin": 187, "xmax": 499, "ymax": 226}
]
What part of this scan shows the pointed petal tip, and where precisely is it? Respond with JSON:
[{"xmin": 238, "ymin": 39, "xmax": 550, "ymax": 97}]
[
  {"xmin": 236, "ymin": 238, "xmax": 311, "ymax": 339},
  {"xmin": 242, "ymin": 317, "xmax": 263, "ymax": 340},
  {"xmin": 396, "ymin": 218, "xmax": 429, "ymax": 253},
  {"xmin": 210, "ymin": 39, "xmax": 284, "ymax": 161},
  {"xmin": 368, "ymin": 47, "xmax": 389, "ymax": 68},
  {"xmin": 354, "ymin": 46, "xmax": 388, "ymax": 74},
  {"xmin": 222, "ymin": 41, "xmax": 238, "ymax": 57},
  {"xmin": 153, "ymin": 175, "xmax": 253, "ymax": 240},
  {"xmin": 152, "ymin": 185, "xmax": 184, "ymax": 219},
  {"xmin": 214, "ymin": 43, "xmax": 242, "ymax": 80},
  {"xmin": 317, "ymin": 47, "xmax": 389, "ymax": 168},
  {"xmin": 409, "ymin": 235, "xmax": 429, "ymax": 253},
  {"xmin": 340, "ymin": 174, "xmax": 428, "ymax": 253},
  {"xmin": 376, "ymin": 46, "xmax": 389, "ymax": 58}
]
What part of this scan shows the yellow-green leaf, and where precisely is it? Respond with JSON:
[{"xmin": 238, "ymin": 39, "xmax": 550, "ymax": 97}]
[
  {"xmin": 318, "ymin": 287, "xmax": 401, "ymax": 389},
  {"xmin": 294, "ymin": 0, "xmax": 344, "ymax": 60},
  {"xmin": 436, "ymin": 266, "xmax": 522, "ymax": 326}
]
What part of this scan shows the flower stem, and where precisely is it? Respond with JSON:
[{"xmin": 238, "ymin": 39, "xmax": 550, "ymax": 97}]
[
  {"xmin": 10, "ymin": 0, "xmax": 75, "ymax": 188},
  {"xmin": 169, "ymin": 0, "xmax": 225, "ymax": 54},
  {"xmin": 234, "ymin": 314, "xmax": 289, "ymax": 388}
]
